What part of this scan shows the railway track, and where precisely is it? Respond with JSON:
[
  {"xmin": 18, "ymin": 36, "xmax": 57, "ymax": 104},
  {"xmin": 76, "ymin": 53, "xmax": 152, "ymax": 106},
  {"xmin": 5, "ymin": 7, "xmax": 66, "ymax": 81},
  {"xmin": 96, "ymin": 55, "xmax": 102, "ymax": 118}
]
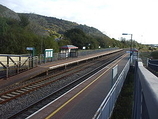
[
  {"xmin": 0, "ymin": 50, "xmax": 125, "ymax": 119},
  {"xmin": 0, "ymin": 62, "xmax": 94, "ymax": 104}
]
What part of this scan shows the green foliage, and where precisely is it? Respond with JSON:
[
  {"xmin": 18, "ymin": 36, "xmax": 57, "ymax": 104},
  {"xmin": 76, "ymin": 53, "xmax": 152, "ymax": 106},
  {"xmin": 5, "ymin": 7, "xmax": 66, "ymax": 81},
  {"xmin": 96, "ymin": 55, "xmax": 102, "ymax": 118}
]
[
  {"xmin": 0, "ymin": 17, "xmax": 57, "ymax": 54},
  {"xmin": 111, "ymin": 70, "xmax": 134, "ymax": 119},
  {"xmin": 151, "ymin": 50, "xmax": 158, "ymax": 59},
  {"xmin": 57, "ymin": 39, "xmax": 71, "ymax": 48},
  {"xmin": 64, "ymin": 28, "xmax": 99, "ymax": 49},
  {"xmin": 0, "ymin": 5, "xmax": 147, "ymax": 55},
  {"xmin": 19, "ymin": 14, "xmax": 29, "ymax": 27},
  {"xmin": 0, "ymin": 15, "xmax": 143, "ymax": 55},
  {"xmin": 0, "ymin": 5, "xmax": 20, "ymax": 21}
]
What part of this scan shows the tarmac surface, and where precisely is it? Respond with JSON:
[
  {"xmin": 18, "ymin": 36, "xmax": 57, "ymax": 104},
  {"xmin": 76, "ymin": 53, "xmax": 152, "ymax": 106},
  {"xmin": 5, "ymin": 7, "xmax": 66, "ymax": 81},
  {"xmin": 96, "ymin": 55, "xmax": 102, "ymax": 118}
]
[{"xmin": 28, "ymin": 53, "xmax": 129, "ymax": 119}]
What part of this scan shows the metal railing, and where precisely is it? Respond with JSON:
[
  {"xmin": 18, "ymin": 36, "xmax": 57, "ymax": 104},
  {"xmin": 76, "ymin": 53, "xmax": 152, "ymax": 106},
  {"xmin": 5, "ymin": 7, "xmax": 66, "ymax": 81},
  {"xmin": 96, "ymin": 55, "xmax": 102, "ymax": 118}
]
[
  {"xmin": 0, "ymin": 48, "xmax": 119, "ymax": 79},
  {"xmin": 78, "ymin": 48, "xmax": 118, "ymax": 56},
  {"xmin": 38, "ymin": 48, "xmax": 119, "ymax": 62},
  {"xmin": 133, "ymin": 61, "xmax": 158, "ymax": 119},
  {"xmin": 93, "ymin": 58, "xmax": 130, "ymax": 119}
]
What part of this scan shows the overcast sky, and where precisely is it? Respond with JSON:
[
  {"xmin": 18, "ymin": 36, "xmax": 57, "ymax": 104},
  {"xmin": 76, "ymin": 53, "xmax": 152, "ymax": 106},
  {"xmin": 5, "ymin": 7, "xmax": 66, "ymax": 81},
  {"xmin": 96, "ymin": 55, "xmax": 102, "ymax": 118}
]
[{"xmin": 0, "ymin": 0, "xmax": 158, "ymax": 44}]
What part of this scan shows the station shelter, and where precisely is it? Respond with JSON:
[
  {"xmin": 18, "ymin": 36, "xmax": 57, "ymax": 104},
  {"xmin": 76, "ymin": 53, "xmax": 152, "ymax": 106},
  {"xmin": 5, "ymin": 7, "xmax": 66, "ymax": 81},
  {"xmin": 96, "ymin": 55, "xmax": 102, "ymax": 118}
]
[{"xmin": 59, "ymin": 45, "xmax": 78, "ymax": 58}]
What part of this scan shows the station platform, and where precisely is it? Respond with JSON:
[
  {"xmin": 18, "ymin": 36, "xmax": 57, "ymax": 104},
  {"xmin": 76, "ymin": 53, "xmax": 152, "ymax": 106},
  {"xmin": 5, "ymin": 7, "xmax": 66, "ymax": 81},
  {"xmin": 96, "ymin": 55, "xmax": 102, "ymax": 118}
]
[
  {"xmin": 0, "ymin": 49, "xmax": 122, "ymax": 89},
  {"xmin": 27, "ymin": 53, "xmax": 130, "ymax": 119}
]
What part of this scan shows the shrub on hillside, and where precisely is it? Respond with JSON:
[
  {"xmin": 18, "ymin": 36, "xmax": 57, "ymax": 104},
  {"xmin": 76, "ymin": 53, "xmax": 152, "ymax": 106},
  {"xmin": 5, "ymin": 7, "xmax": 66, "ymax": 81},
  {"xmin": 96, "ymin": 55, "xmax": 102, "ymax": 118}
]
[{"xmin": 151, "ymin": 51, "xmax": 158, "ymax": 59}]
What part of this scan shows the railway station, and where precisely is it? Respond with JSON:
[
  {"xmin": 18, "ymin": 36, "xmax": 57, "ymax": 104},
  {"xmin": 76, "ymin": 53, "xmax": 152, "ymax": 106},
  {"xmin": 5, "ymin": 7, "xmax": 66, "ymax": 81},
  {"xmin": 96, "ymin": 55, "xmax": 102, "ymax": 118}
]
[
  {"xmin": 1, "ymin": 2, "xmax": 158, "ymax": 119},
  {"xmin": 0, "ymin": 48, "xmax": 158, "ymax": 119},
  {"xmin": 27, "ymin": 53, "xmax": 130, "ymax": 119},
  {"xmin": 0, "ymin": 48, "xmax": 122, "ymax": 88}
]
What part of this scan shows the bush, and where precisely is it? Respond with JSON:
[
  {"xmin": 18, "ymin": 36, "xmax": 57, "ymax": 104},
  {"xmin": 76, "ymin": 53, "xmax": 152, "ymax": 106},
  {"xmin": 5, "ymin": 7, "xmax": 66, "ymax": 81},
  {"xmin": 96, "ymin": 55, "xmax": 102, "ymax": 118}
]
[{"xmin": 151, "ymin": 51, "xmax": 158, "ymax": 59}]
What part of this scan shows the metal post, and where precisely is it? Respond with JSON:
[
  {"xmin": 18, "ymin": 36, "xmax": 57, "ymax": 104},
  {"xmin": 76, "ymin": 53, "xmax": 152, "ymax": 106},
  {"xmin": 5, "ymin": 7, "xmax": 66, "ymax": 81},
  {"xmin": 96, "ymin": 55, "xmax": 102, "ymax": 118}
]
[
  {"xmin": 131, "ymin": 34, "xmax": 133, "ymax": 56},
  {"xmin": 147, "ymin": 58, "xmax": 149, "ymax": 67},
  {"xmin": 111, "ymin": 68, "xmax": 114, "ymax": 88}
]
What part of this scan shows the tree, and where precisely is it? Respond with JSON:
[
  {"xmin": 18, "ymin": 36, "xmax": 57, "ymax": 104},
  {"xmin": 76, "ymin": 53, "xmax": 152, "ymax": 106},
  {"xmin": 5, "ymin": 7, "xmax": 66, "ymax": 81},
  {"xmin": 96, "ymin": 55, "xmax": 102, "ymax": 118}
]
[
  {"xmin": 0, "ymin": 18, "xmax": 8, "ymax": 48},
  {"xmin": 19, "ymin": 14, "xmax": 29, "ymax": 27},
  {"xmin": 64, "ymin": 28, "xmax": 99, "ymax": 49},
  {"xmin": 57, "ymin": 39, "xmax": 71, "ymax": 47},
  {"xmin": 151, "ymin": 51, "xmax": 158, "ymax": 59}
]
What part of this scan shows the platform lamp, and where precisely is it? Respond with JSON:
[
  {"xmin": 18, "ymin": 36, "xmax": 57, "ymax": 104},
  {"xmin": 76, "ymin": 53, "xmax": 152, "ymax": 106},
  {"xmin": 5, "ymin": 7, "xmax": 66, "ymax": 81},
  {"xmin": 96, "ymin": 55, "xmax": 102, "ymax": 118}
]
[{"xmin": 122, "ymin": 33, "xmax": 133, "ymax": 56}]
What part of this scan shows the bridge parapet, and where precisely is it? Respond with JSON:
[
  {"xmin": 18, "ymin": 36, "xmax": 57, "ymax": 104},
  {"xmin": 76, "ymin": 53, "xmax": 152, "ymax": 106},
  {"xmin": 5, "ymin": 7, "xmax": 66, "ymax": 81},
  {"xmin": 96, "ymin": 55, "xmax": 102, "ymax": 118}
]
[
  {"xmin": 93, "ymin": 58, "xmax": 130, "ymax": 119},
  {"xmin": 133, "ymin": 61, "xmax": 158, "ymax": 119}
]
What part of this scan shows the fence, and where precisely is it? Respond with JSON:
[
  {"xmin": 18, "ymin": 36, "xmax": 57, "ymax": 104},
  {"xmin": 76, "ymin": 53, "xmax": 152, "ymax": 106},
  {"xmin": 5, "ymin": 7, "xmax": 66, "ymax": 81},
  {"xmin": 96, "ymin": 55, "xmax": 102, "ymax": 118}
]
[
  {"xmin": 0, "ymin": 48, "xmax": 119, "ymax": 79},
  {"xmin": 133, "ymin": 61, "xmax": 158, "ymax": 119},
  {"xmin": 78, "ymin": 48, "xmax": 118, "ymax": 56},
  {"xmin": 38, "ymin": 48, "xmax": 119, "ymax": 63},
  {"xmin": 0, "ymin": 55, "xmax": 38, "ymax": 79},
  {"xmin": 93, "ymin": 58, "xmax": 130, "ymax": 119}
]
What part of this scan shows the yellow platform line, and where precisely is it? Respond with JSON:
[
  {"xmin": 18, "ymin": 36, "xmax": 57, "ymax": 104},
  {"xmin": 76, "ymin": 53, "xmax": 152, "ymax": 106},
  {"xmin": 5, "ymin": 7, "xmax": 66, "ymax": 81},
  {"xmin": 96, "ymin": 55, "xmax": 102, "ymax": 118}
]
[{"xmin": 45, "ymin": 54, "xmax": 128, "ymax": 119}]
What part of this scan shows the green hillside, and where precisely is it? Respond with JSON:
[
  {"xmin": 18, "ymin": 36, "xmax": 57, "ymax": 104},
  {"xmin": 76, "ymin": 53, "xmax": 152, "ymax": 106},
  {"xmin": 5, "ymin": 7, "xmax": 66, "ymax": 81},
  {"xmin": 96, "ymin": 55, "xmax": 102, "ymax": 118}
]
[
  {"xmin": 0, "ymin": 5, "xmax": 20, "ymax": 20},
  {"xmin": 18, "ymin": 13, "xmax": 107, "ymax": 37},
  {"xmin": 0, "ymin": 4, "xmax": 143, "ymax": 55}
]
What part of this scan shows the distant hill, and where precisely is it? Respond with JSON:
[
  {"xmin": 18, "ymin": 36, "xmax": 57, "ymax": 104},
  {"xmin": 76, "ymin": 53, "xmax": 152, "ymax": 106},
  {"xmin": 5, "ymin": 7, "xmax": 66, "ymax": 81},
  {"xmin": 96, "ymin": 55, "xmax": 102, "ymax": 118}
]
[
  {"xmin": 0, "ymin": 4, "xmax": 20, "ymax": 21},
  {"xmin": 1, "ymin": 5, "xmax": 129, "ymax": 54},
  {"xmin": 0, "ymin": 4, "xmax": 109, "ymax": 39},
  {"xmin": 19, "ymin": 13, "xmax": 107, "ymax": 38}
]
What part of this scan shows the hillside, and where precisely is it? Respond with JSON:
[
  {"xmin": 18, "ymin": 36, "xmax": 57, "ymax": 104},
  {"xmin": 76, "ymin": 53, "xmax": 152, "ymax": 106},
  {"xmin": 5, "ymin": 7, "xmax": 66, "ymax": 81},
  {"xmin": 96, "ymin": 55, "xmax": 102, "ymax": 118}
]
[
  {"xmin": 18, "ymin": 13, "xmax": 107, "ymax": 38},
  {"xmin": 0, "ymin": 5, "xmax": 20, "ymax": 21},
  {"xmin": 1, "ymin": 4, "xmax": 138, "ymax": 54},
  {"xmin": 0, "ymin": 4, "xmax": 109, "ymax": 38}
]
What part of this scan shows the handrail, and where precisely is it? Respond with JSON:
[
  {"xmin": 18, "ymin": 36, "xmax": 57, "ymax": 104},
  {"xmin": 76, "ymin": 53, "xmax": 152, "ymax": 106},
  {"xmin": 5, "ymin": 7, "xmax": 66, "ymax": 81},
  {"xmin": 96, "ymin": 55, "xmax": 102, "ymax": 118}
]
[
  {"xmin": 93, "ymin": 59, "xmax": 130, "ymax": 119},
  {"xmin": 133, "ymin": 61, "xmax": 158, "ymax": 119}
]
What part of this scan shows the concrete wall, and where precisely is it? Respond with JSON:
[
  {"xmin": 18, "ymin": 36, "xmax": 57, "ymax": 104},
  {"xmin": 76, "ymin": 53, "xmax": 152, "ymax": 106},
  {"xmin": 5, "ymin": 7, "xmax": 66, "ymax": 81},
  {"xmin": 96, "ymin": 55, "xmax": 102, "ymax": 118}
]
[
  {"xmin": 133, "ymin": 61, "xmax": 158, "ymax": 119},
  {"xmin": 93, "ymin": 59, "xmax": 130, "ymax": 119}
]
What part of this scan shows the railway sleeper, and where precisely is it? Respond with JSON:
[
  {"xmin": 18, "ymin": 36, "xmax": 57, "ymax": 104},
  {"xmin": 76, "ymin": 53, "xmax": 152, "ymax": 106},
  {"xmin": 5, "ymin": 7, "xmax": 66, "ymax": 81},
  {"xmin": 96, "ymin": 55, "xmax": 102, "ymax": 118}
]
[
  {"xmin": 11, "ymin": 92, "xmax": 20, "ymax": 95},
  {"xmin": 25, "ymin": 87, "xmax": 33, "ymax": 90},
  {"xmin": 6, "ymin": 93, "xmax": 15, "ymax": 97},
  {"xmin": 16, "ymin": 90, "xmax": 24, "ymax": 93},
  {"xmin": 0, "ymin": 98, "xmax": 4, "ymax": 101},
  {"xmin": 1, "ymin": 95, "xmax": 11, "ymax": 99},
  {"xmin": 20, "ymin": 89, "xmax": 29, "ymax": 91}
]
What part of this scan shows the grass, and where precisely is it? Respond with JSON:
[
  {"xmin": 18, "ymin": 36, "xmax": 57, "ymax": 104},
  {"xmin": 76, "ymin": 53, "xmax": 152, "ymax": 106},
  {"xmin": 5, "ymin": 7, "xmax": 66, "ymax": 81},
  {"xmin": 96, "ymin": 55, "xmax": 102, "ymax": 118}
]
[
  {"xmin": 110, "ymin": 49, "xmax": 158, "ymax": 119},
  {"xmin": 139, "ymin": 52, "xmax": 151, "ymax": 66},
  {"xmin": 110, "ymin": 67, "xmax": 134, "ymax": 119}
]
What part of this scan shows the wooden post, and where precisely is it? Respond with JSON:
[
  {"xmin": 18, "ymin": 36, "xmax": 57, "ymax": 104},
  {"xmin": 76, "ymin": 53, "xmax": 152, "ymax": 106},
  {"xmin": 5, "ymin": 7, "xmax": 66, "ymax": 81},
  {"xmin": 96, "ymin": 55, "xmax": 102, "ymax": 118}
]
[
  {"xmin": 18, "ymin": 56, "xmax": 21, "ymax": 73},
  {"xmin": 46, "ymin": 70, "xmax": 48, "ymax": 75},
  {"xmin": 6, "ymin": 56, "xmax": 9, "ymax": 79}
]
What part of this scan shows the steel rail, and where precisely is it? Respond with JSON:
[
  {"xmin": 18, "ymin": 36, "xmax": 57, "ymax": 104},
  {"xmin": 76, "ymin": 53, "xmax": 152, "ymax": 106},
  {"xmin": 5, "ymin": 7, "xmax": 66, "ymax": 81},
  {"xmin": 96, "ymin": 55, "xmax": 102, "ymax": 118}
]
[{"xmin": 8, "ymin": 52, "xmax": 125, "ymax": 119}]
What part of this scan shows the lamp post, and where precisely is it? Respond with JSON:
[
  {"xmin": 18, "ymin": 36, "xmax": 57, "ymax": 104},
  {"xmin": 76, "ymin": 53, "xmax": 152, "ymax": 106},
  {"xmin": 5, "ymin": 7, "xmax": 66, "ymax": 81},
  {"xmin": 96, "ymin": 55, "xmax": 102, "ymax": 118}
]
[{"xmin": 122, "ymin": 33, "xmax": 133, "ymax": 56}]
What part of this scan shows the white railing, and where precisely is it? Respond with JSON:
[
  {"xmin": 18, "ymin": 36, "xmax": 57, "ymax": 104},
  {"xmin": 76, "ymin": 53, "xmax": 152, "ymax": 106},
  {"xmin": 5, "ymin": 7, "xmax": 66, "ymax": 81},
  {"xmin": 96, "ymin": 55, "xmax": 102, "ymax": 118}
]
[
  {"xmin": 93, "ymin": 59, "xmax": 130, "ymax": 119},
  {"xmin": 133, "ymin": 61, "xmax": 158, "ymax": 119}
]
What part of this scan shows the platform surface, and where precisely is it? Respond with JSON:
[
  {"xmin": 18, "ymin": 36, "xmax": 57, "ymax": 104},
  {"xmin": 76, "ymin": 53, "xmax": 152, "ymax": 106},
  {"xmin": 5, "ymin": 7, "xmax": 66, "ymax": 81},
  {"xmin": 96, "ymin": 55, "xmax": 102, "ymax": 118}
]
[
  {"xmin": 0, "ymin": 49, "xmax": 122, "ymax": 89},
  {"xmin": 28, "ymin": 53, "xmax": 129, "ymax": 119}
]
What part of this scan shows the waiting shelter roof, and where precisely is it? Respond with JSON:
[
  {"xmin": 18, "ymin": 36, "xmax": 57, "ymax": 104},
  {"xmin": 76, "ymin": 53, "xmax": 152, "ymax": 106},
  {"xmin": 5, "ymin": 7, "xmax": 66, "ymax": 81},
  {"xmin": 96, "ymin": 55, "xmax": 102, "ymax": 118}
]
[{"xmin": 61, "ymin": 45, "xmax": 78, "ymax": 49}]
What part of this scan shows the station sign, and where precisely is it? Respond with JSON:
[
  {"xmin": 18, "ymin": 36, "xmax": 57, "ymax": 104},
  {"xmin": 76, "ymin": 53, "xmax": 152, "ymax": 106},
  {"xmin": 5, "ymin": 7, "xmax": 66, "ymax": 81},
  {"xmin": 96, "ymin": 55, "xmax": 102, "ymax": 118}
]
[
  {"xmin": 111, "ymin": 64, "xmax": 118, "ymax": 87},
  {"xmin": 26, "ymin": 47, "xmax": 35, "ymax": 56},
  {"xmin": 45, "ymin": 49, "xmax": 53, "ymax": 58},
  {"xmin": 26, "ymin": 47, "xmax": 34, "ymax": 51},
  {"xmin": 112, "ymin": 64, "xmax": 118, "ymax": 79}
]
